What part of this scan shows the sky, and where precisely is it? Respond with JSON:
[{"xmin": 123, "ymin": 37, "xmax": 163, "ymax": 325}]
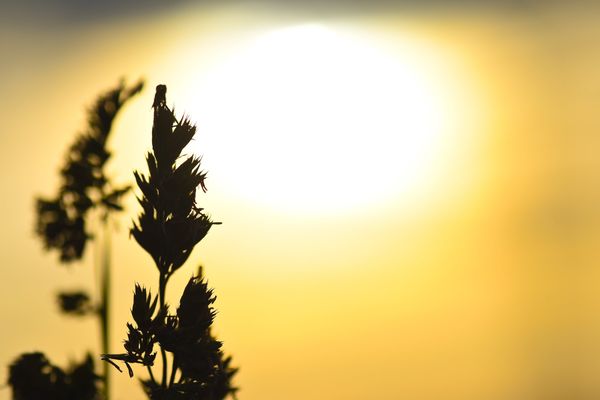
[{"xmin": 1, "ymin": 1, "xmax": 600, "ymax": 399}]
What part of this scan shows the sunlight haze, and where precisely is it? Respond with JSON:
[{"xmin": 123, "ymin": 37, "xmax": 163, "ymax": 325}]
[
  {"xmin": 1, "ymin": 2, "xmax": 599, "ymax": 399},
  {"xmin": 175, "ymin": 22, "xmax": 469, "ymax": 214}
]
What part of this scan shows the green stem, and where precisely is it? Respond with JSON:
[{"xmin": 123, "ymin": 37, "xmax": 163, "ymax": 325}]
[
  {"xmin": 169, "ymin": 355, "xmax": 178, "ymax": 388},
  {"xmin": 99, "ymin": 218, "xmax": 111, "ymax": 400},
  {"xmin": 158, "ymin": 274, "xmax": 168, "ymax": 388},
  {"xmin": 147, "ymin": 365, "xmax": 157, "ymax": 386}
]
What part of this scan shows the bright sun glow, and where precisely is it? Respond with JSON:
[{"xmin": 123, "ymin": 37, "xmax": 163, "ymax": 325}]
[{"xmin": 179, "ymin": 24, "xmax": 451, "ymax": 214}]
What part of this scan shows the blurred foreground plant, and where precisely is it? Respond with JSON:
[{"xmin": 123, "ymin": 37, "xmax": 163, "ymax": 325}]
[
  {"xmin": 9, "ymin": 353, "xmax": 98, "ymax": 400},
  {"xmin": 8, "ymin": 80, "xmax": 144, "ymax": 400},
  {"xmin": 102, "ymin": 85, "xmax": 237, "ymax": 399},
  {"xmin": 36, "ymin": 80, "xmax": 143, "ymax": 262}
]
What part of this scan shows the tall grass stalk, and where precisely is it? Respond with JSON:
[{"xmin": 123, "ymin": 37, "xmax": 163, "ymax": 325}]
[
  {"xmin": 102, "ymin": 84, "xmax": 237, "ymax": 399},
  {"xmin": 8, "ymin": 80, "xmax": 144, "ymax": 400}
]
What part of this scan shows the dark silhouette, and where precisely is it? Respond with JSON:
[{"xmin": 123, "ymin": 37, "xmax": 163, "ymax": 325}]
[
  {"xmin": 102, "ymin": 84, "xmax": 237, "ymax": 399},
  {"xmin": 8, "ymin": 81, "xmax": 236, "ymax": 399},
  {"xmin": 153, "ymin": 84, "xmax": 167, "ymax": 108},
  {"xmin": 36, "ymin": 80, "xmax": 143, "ymax": 262},
  {"xmin": 8, "ymin": 80, "xmax": 144, "ymax": 400},
  {"xmin": 9, "ymin": 353, "xmax": 99, "ymax": 400}
]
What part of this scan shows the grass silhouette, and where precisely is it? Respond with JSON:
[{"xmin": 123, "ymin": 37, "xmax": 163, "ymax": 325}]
[
  {"xmin": 9, "ymin": 353, "xmax": 98, "ymax": 400},
  {"xmin": 102, "ymin": 84, "xmax": 237, "ymax": 399},
  {"xmin": 9, "ymin": 80, "xmax": 143, "ymax": 400},
  {"xmin": 9, "ymin": 81, "xmax": 236, "ymax": 399}
]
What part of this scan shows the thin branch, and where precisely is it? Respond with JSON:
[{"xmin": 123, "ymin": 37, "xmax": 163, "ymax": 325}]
[
  {"xmin": 159, "ymin": 274, "xmax": 168, "ymax": 388},
  {"xmin": 99, "ymin": 217, "xmax": 111, "ymax": 400},
  {"xmin": 146, "ymin": 365, "xmax": 157, "ymax": 386},
  {"xmin": 168, "ymin": 355, "xmax": 178, "ymax": 388}
]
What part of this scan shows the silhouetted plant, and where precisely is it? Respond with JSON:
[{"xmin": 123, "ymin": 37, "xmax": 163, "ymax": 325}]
[
  {"xmin": 8, "ymin": 352, "xmax": 99, "ymax": 400},
  {"xmin": 58, "ymin": 290, "xmax": 96, "ymax": 316},
  {"xmin": 36, "ymin": 80, "xmax": 143, "ymax": 262},
  {"xmin": 8, "ymin": 80, "xmax": 144, "ymax": 400},
  {"xmin": 102, "ymin": 85, "xmax": 237, "ymax": 399}
]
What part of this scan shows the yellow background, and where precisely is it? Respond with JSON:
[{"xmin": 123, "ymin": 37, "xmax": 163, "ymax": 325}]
[{"xmin": 1, "ymin": 3, "xmax": 600, "ymax": 399}]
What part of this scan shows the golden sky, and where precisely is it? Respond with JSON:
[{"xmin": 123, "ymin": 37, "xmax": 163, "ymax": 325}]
[{"xmin": 1, "ymin": 2, "xmax": 600, "ymax": 399}]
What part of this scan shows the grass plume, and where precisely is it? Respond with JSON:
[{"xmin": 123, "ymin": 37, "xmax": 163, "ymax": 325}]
[{"xmin": 102, "ymin": 84, "xmax": 237, "ymax": 399}]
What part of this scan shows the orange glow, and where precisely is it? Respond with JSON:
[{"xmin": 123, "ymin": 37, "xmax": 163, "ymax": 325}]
[{"xmin": 2, "ymin": 3, "xmax": 600, "ymax": 400}]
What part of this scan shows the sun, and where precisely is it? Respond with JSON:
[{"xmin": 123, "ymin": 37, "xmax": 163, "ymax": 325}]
[{"xmin": 178, "ymin": 24, "xmax": 451, "ymax": 214}]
